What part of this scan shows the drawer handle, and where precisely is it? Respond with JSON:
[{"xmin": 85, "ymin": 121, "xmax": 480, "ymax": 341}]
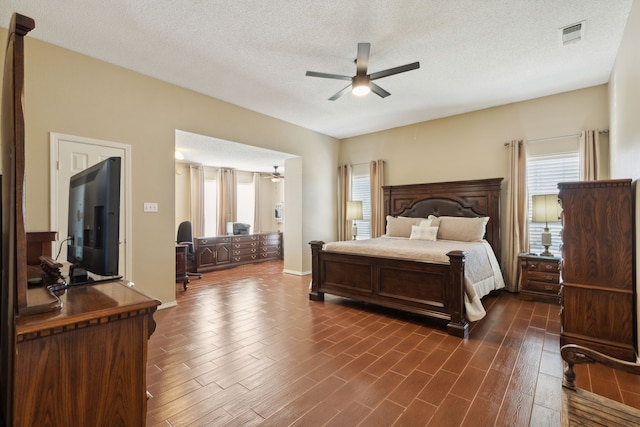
[
  {"xmin": 251, "ymin": 255, "xmax": 256, "ymax": 259},
  {"xmin": 544, "ymin": 285, "xmax": 554, "ymax": 290},
  {"xmin": 529, "ymin": 264, "xmax": 536, "ymax": 269},
  {"xmin": 544, "ymin": 275, "xmax": 553, "ymax": 281}
]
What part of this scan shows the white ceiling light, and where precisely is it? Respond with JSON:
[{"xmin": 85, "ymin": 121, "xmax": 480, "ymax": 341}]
[
  {"xmin": 175, "ymin": 150, "xmax": 185, "ymax": 160},
  {"xmin": 352, "ymin": 76, "xmax": 371, "ymax": 96}
]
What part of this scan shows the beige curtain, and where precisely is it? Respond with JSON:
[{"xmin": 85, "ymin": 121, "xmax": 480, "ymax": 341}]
[
  {"xmin": 369, "ymin": 160, "xmax": 385, "ymax": 238},
  {"xmin": 252, "ymin": 172, "xmax": 261, "ymax": 232},
  {"xmin": 579, "ymin": 130, "xmax": 599, "ymax": 181},
  {"xmin": 216, "ymin": 168, "xmax": 237, "ymax": 235},
  {"xmin": 337, "ymin": 165, "xmax": 352, "ymax": 241},
  {"xmin": 504, "ymin": 140, "xmax": 528, "ymax": 292},
  {"xmin": 189, "ymin": 165, "xmax": 205, "ymax": 237}
]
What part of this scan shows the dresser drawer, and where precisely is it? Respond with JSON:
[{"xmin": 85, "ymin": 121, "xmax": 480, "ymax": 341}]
[
  {"xmin": 232, "ymin": 241, "xmax": 259, "ymax": 249},
  {"xmin": 527, "ymin": 271, "xmax": 559, "ymax": 283},
  {"xmin": 232, "ymin": 247, "xmax": 259, "ymax": 256},
  {"xmin": 232, "ymin": 235, "xmax": 259, "ymax": 243},
  {"xmin": 526, "ymin": 260, "xmax": 559, "ymax": 273},
  {"xmin": 523, "ymin": 280, "xmax": 560, "ymax": 295},
  {"xmin": 233, "ymin": 254, "xmax": 260, "ymax": 263}
]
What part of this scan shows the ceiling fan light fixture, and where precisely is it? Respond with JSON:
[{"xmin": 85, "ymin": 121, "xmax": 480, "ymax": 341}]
[
  {"xmin": 352, "ymin": 76, "xmax": 371, "ymax": 96},
  {"xmin": 271, "ymin": 176, "xmax": 281, "ymax": 183}
]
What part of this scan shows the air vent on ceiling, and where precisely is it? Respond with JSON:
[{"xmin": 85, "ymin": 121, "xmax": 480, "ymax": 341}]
[{"xmin": 561, "ymin": 21, "xmax": 584, "ymax": 45}]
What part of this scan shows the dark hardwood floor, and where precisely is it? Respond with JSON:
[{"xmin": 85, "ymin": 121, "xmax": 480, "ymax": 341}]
[{"xmin": 146, "ymin": 261, "xmax": 640, "ymax": 426}]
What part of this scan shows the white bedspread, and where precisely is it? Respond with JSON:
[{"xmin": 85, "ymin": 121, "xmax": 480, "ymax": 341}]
[{"xmin": 322, "ymin": 238, "xmax": 505, "ymax": 321}]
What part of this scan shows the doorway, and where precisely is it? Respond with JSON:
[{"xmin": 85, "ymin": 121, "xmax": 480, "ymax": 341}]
[{"xmin": 49, "ymin": 133, "xmax": 132, "ymax": 279}]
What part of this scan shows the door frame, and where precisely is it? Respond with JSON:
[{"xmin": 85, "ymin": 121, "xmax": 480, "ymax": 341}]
[{"xmin": 49, "ymin": 132, "xmax": 133, "ymax": 280}]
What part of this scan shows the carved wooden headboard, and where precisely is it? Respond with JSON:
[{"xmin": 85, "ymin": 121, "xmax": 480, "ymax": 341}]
[{"xmin": 383, "ymin": 178, "xmax": 503, "ymax": 262}]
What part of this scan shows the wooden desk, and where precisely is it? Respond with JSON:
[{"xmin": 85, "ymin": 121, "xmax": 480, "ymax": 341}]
[{"xmin": 14, "ymin": 281, "xmax": 160, "ymax": 426}]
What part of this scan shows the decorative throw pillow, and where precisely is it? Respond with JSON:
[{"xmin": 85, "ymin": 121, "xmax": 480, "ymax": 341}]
[
  {"xmin": 409, "ymin": 225, "xmax": 438, "ymax": 241},
  {"xmin": 437, "ymin": 216, "xmax": 489, "ymax": 242},
  {"xmin": 418, "ymin": 219, "xmax": 432, "ymax": 228},
  {"xmin": 385, "ymin": 216, "xmax": 424, "ymax": 238}
]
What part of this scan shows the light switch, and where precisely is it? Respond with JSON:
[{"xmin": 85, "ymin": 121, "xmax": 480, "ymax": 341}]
[{"xmin": 144, "ymin": 202, "xmax": 158, "ymax": 212}]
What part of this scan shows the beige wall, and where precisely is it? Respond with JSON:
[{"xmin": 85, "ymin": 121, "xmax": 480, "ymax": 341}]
[
  {"xmin": 1, "ymin": 33, "xmax": 339, "ymax": 305},
  {"xmin": 341, "ymin": 85, "xmax": 610, "ymax": 261},
  {"xmin": 609, "ymin": 0, "xmax": 640, "ymax": 359},
  {"xmin": 341, "ymin": 85, "xmax": 609, "ymax": 185}
]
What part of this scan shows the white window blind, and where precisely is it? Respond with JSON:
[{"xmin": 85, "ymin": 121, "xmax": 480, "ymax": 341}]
[
  {"xmin": 351, "ymin": 173, "xmax": 371, "ymax": 239},
  {"xmin": 527, "ymin": 153, "xmax": 579, "ymax": 255}
]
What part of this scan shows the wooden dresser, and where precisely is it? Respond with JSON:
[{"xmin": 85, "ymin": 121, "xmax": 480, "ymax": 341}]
[
  {"xmin": 558, "ymin": 179, "xmax": 635, "ymax": 361},
  {"xmin": 195, "ymin": 232, "xmax": 283, "ymax": 273},
  {"xmin": 14, "ymin": 281, "xmax": 160, "ymax": 425}
]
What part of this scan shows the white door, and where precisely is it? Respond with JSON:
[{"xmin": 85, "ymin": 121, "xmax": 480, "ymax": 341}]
[{"xmin": 50, "ymin": 133, "xmax": 131, "ymax": 279}]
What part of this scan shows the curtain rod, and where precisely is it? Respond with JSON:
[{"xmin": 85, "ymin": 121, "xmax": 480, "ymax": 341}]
[{"xmin": 503, "ymin": 129, "xmax": 609, "ymax": 146}]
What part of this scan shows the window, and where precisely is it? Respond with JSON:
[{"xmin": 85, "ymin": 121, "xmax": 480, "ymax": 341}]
[
  {"xmin": 527, "ymin": 153, "xmax": 579, "ymax": 255},
  {"xmin": 351, "ymin": 165, "xmax": 371, "ymax": 239},
  {"xmin": 236, "ymin": 181, "xmax": 255, "ymax": 230},
  {"xmin": 203, "ymin": 178, "xmax": 217, "ymax": 236}
]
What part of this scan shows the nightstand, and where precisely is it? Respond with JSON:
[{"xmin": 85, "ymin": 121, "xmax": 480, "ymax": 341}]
[{"xmin": 519, "ymin": 254, "xmax": 561, "ymax": 304}]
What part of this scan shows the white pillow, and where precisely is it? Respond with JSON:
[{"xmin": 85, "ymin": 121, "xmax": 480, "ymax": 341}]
[
  {"xmin": 409, "ymin": 225, "xmax": 438, "ymax": 241},
  {"xmin": 418, "ymin": 219, "xmax": 432, "ymax": 228},
  {"xmin": 437, "ymin": 216, "xmax": 489, "ymax": 242},
  {"xmin": 385, "ymin": 216, "xmax": 424, "ymax": 238}
]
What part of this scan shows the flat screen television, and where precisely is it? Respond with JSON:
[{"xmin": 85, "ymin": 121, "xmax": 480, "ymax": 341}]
[{"xmin": 66, "ymin": 157, "xmax": 122, "ymax": 285}]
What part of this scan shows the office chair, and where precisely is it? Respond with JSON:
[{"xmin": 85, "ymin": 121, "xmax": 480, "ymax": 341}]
[{"xmin": 176, "ymin": 221, "xmax": 202, "ymax": 279}]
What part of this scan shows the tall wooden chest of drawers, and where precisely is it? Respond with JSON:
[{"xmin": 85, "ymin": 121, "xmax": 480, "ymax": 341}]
[{"xmin": 558, "ymin": 179, "xmax": 635, "ymax": 361}]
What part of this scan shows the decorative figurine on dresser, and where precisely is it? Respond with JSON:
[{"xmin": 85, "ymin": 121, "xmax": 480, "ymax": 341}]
[{"xmin": 558, "ymin": 179, "xmax": 636, "ymax": 361}]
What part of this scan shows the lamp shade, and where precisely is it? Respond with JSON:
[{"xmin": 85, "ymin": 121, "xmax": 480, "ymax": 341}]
[
  {"xmin": 346, "ymin": 200, "xmax": 363, "ymax": 220},
  {"xmin": 532, "ymin": 194, "xmax": 562, "ymax": 223}
]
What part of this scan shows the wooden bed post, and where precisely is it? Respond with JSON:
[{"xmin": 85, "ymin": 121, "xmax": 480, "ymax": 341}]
[
  {"xmin": 308, "ymin": 241, "xmax": 324, "ymax": 301},
  {"xmin": 446, "ymin": 250, "xmax": 468, "ymax": 338}
]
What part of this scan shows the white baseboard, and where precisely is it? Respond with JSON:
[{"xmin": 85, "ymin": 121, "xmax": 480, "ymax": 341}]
[
  {"xmin": 283, "ymin": 269, "xmax": 311, "ymax": 276},
  {"xmin": 158, "ymin": 300, "xmax": 177, "ymax": 310}
]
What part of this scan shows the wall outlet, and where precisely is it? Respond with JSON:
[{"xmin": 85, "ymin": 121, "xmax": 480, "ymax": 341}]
[{"xmin": 143, "ymin": 202, "xmax": 158, "ymax": 212}]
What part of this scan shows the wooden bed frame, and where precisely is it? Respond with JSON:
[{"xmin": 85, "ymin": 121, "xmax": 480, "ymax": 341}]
[{"xmin": 309, "ymin": 178, "xmax": 503, "ymax": 338}]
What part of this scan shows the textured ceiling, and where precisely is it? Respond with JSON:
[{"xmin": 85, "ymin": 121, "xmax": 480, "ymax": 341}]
[{"xmin": 0, "ymin": 1, "xmax": 633, "ymax": 169}]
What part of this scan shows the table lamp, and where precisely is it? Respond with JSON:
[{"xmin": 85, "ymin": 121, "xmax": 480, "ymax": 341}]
[
  {"xmin": 532, "ymin": 194, "xmax": 562, "ymax": 256},
  {"xmin": 346, "ymin": 200, "xmax": 363, "ymax": 240}
]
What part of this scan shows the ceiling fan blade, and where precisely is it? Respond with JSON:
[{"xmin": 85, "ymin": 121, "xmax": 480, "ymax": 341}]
[
  {"xmin": 328, "ymin": 84, "xmax": 353, "ymax": 101},
  {"xmin": 369, "ymin": 61, "xmax": 420, "ymax": 81},
  {"xmin": 356, "ymin": 43, "xmax": 370, "ymax": 76},
  {"xmin": 305, "ymin": 71, "xmax": 352, "ymax": 81},
  {"xmin": 370, "ymin": 82, "xmax": 391, "ymax": 98}
]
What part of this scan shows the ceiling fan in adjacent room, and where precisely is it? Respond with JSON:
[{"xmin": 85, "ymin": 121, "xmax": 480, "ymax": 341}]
[
  {"xmin": 264, "ymin": 166, "xmax": 285, "ymax": 182},
  {"xmin": 306, "ymin": 42, "xmax": 420, "ymax": 101}
]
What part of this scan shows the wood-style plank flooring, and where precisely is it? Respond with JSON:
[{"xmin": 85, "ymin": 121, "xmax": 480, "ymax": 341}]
[{"xmin": 146, "ymin": 261, "xmax": 640, "ymax": 426}]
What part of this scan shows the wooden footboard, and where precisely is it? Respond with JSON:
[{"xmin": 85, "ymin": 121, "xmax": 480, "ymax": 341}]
[{"xmin": 309, "ymin": 241, "xmax": 468, "ymax": 337}]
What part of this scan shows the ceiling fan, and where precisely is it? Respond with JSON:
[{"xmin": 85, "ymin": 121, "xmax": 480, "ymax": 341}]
[
  {"xmin": 264, "ymin": 166, "xmax": 285, "ymax": 182},
  {"xmin": 306, "ymin": 42, "xmax": 420, "ymax": 101}
]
